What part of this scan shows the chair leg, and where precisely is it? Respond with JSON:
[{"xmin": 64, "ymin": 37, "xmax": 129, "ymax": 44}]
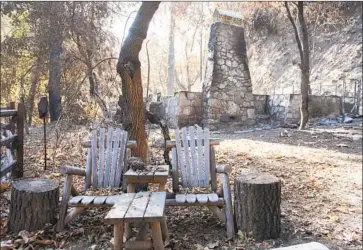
[{"xmin": 221, "ymin": 173, "xmax": 235, "ymax": 240}]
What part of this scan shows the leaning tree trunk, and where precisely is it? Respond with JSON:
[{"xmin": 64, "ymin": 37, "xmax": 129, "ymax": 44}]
[
  {"xmin": 234, "ymin": 173, "xmax": 281, "ymax": 242},
  {"xmin": 117, "ymin": 1, "xmax": 160, "ymax": 161},
  {"xmin": 8, "ymin": 179, "xmax": 59, "ymax": 233}
]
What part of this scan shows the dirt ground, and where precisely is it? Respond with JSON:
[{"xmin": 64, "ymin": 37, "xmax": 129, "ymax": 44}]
[{"xmin": 1, "ymin": 118, "xmax": 362, "ymax": 250}]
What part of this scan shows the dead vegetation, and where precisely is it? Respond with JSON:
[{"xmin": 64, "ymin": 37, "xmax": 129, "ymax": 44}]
[{"xmin": 0, "ymin": 118, "xmax": 361, "ymax": 249}]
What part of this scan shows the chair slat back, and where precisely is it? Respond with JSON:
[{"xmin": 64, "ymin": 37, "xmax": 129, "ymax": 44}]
[
  {"xmin": 89, "ymin": 127, "xmax": 128, "ymax": 189},
  {"xmin": 175, "ymin": 125, "xmax": 211, "ymax": 188}
]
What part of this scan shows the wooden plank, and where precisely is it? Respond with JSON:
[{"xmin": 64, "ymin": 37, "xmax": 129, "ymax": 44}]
[
  {"xmin": 208, "ymin": 193, "xmax": 219, "ymax": 203},
  {"xmin": 81, "ymin": 196, "xmax": 96, "ymax": 205},
  {"xmin": 124, "ymin": 192, "xmax": 150, "ymax": 222},
  {"xmin": 210, "ymin": 146, "xmax": 217, "ymax": 192},
  {"xmin": 151, "ymin": 222, "xmax": 164, "ymax": 250},
  {"xmin": 93, "ymin": 196, "xmax": 108, "ymax": 205},
  {"xmin": 175, "ymin": 129, "xmax": 186, "ymax": 186},
  {"xmin": 189, "ymin": 126, "xmax": 198, "ymax": 186},
  {"xmin": 104, "ymin": 193, "xmax": 136, "ymax": 224},
  {"xmin": 113, "ymin": 223, "xmax": 124, "ymax": 250},
  {"xmin": 85, "ymin": 148, "xmax": 92, "ymax": 191},
  {"xmin": 104, "ymin": 128, "xmax": 114, "ymax": 186},
  {"xmin": 196, "ymin": 194, "xmax": 208, "ymax": 204},
  {"xmin": 98, "ymin": 128, "xmax": 106, "ymax": 187},
  {"xmin": 0, "ymin": 161, "xmax": 16, "ymax": 177},
  {"xmin": 166, "ymin": 139, "xmax": 220, "ymax": 149},
  {"xmin": 171, "ymin": 148, "xmax": 179, "ymax": 193},
  {"xmin": 56, "ymin": 175, "xmax": 73, "ymax": 231},
  {"xmin": 165, "ymin": 198, "xmax": 225, "ymax": 206},
  {"xmin": 181, "ymin": 127, "xmax": 192, "ymax": 187},
  {"xmin": 68, "ymin": 196, "xmax": 85, "ymax": 205},
  {"xmin": 186, "ymin": 194, "xmax": 196, "ymax": 203},
  {"xmin": 0, "ymin": 134, "xmax": 17, "ymax": 147},
  {"xmin": 196, "ymin": 126, "xmax": 204, "ymax": 186},
  {"xmin": 153, "ymin": 165, "xmax": 169, "ymax": 178},
  {"xmin": 91, "ymin": 130, "xmax": 98, "ymax": 188},
  {"xmin": 110, "ymin": 128, "xmax": 121, "ymax": 186},
  {"xmin": 221, "ymin": 173, "xmax": 235, "ymax": 239},
  {"xmin": 143, "ymin": 192, "xmax": 166, "ymax": 222},
  {"xmin": 203, "ymin": 128, "xmax": 210, "ymax": 188},
  {"xmin": 175, "ymin": 194, "xmax": 186, "ymax": 203},
  {"xmin": 115, "ymin": 131, "xmax": 127, "ymax": 187},
  {"xmin": 105, "ymin": 195, "xmax": 122, "ymax": 205},
  {"xmin": 0, "ymin": 109, "xmax": 17, "ymax": 117},
  {"xmin": 81, "ymin": 139, "xmax": 137, "ymax": 149}
]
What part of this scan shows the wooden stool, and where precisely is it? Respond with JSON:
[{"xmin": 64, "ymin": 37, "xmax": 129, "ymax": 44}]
[
  {"xmin": 105, "ymin": 192, "xmax": 169, "ymax": 250},
  {"xmin": 124, "ymin": 165, "xmax": 169, "ymax": 192}
]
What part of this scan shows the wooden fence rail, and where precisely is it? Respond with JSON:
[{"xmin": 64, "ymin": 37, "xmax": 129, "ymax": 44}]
[{"xmin": 0, "ymin": 102, "xmax": 24, "ymax": 178}]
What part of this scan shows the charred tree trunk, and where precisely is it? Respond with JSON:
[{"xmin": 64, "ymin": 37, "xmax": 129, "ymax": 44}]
[
  {"xmin": 145, "ymin": 109, "xmax": 171, "ymax": 167},
  {"xmin": 234, "ymin": 173, "xmax": 281, "ymax": 242},
  {"xmin": 8, "ymin": 179, "xmax": 59, "ymax": 233},
  {"xmin": 117, "ymin": 2, "xmax": 160, "ymax": 161},
  {"xmin": 285, "ymin": 2, "xmax": 310, "ymax": 129},
  {"xmin": 27, "ymin": 59, "xmax": 40, "ymax": 125},
  {"xmin": 48, "ymin": 41, "xmax": 62, "ymax": 122}
]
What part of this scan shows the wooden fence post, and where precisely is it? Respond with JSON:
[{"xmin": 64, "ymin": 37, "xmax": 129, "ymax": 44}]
[
  {"xmin": 13, "ymin": 103, "xmax": 24, "ymax": 178},
  {"xmin": 9, "ymin": 102, "xmax": 16, "ymax": 134}
]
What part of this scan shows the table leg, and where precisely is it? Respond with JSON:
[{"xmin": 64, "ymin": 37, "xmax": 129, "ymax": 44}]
[
  {"xmin": 114, "ymin": 223, "xmax": 124, "ymax": 250},
  {"xmin": 151, "ymin": 222, "xmax": 164, "ymax": 250},
  {"xmin": 124, "ymin": 222, "xmax": 132, "ymax": 240},
  {"xmin": 158, "ymin": 182, "xmax": 166, "ymax": 191},
  {"xmin": 160, "ymin": 217, "xmax": 169, "ymax": 243},
  {"xmin": 127, "ymin": 183, "xmax": 136, "ymax": 193}
]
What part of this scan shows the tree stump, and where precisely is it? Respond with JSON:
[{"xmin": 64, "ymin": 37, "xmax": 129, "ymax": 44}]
[
  {"xmin": 8, "ymin": 178, "xmax": 59, "ymax": 233},
  {"xmin": 234, "ymin": 173, "xmax": 281, "ymax": 241}
]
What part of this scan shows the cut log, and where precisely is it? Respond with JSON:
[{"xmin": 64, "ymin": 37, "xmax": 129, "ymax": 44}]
[
  {"xmin": 234, "ymin": 173, "xmax": 281, "ymax": 242},
  {"xmin": 8, "ymin": 178, "xmax": 59, "ymax": 233}
]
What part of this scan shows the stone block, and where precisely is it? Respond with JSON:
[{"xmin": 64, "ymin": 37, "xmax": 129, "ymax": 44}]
[{"xmin": 247, "ymin": 108, "xmax": 255, "ymax": 119}]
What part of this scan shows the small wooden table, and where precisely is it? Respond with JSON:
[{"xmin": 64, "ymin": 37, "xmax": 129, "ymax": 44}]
[
  {"xmin": 124, "ymin": 165, "xmax": 169, "ymax": 192},
  {"xmin": 104, "ymin": 192, "xmax": 168, "ymax": 250}
]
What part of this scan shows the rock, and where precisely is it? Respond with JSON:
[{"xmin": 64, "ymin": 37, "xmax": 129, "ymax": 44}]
[
  {"xmin": 127, "ymin": 157, "xmax": 145, "ymax": 171},
  {"xmin": 344, "ymin": 116, "xmax": 353, "ymax": 123},
  {"xmin": 352, "ymin": 134, "xmax": 362, "ymax": 141},
  {"xmin": 271, "ymin": 242, "xmax": 329, "ymax": 250}
]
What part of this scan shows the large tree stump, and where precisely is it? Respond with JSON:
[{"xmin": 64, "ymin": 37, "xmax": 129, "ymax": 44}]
[
  {"xmin": 8, "ymin": 178, "xmax": 59, "ymax": 233},
  {"xmin": 234, "ymin": 173, "xmax": 281, "ymax": 241}
]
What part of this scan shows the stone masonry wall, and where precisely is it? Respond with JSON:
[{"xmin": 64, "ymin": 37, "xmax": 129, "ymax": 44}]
[
  {"xmin": 202, "ymin": 22, "xmax": 256, "ymax": 130},
  {"xmin": 254, "ymin": 95, "xmax": 268, "ymax": 115},
  {"xmin": 285, "ymin": 95, "xmax": 342, "ymax": 123},
  {"xmin": 176, "ymin": 91, "xmax": 203, "ymax": 128},
  {"xmin": 150, "ymin": 92, "xmax": 203, "ymax": 129}
]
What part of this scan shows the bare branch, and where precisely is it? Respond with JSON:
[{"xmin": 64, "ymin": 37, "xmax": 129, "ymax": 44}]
[{"xmin": 284, "ymin": 1, "xmax": 304, "ymax": 69}]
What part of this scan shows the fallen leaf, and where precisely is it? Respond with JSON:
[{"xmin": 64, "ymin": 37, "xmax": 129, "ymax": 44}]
[
  {"xmin": 207, "ymin": 241, "xmax": 220, "ymax": 249},
  {"xmin": 0, "ymin": 240, "xmax": 13, "ymax": 249},
  {"xmin": 0, "ymin": 182, "xmax": 11, "ymax": 192}
]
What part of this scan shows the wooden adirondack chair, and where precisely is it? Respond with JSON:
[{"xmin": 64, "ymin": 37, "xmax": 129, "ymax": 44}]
[
  {"xmin": 57, "ymin": 127, "xmax": 135, "ymax": 231},
  {"xmin": 166, "ymin": 125, "xmax": 235, "ymax": 239}
]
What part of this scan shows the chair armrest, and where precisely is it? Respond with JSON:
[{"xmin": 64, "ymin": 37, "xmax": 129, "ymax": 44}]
[
  {"xmin": 216, "ymin": 165, "xmax": 232, "ymax": 174},
  {"xmin": 59, "ymin": 165, "xmax": 86, "ymax": 176}
]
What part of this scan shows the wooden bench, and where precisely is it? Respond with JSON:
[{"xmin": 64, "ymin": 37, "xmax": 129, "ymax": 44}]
[
  {"xmin": 104, "ymin": 192, "xmax": 169, "ymax": 250},
  {"xmin": 124, "ymin": 165, "xmax": 169, "ymax": 192}
]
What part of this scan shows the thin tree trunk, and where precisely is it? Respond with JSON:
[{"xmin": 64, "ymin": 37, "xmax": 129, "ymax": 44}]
[
  {"xmin": 28, "ymin": 59, "xmax": 40, "ymax": 125},
  {"xmin": 298, "ymin": 2, "xmax": 310, "ymax": 129},
  {"xmin": 285, "ymin": 1, "xmax": 310, "ymax": 130},
  {"xmin": 167, "ymin": 3, "xmax": 175, "ymax": 96},
  {"xmin": 117, "ymin": 2, "xmax": 160, "ymax": 161},
  {"xmin": 48, "ymin": 41, "xmax": 62, "ymax": 122}
]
